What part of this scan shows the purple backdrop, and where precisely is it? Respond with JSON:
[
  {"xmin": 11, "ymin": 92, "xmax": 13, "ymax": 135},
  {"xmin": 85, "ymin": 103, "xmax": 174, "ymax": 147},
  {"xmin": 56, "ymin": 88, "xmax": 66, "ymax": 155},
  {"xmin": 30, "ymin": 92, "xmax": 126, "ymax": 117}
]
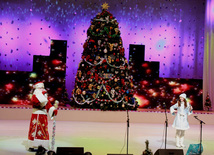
[{"xmin": 0, "ymin": 0, "xmax": 205, "ymax": 98}]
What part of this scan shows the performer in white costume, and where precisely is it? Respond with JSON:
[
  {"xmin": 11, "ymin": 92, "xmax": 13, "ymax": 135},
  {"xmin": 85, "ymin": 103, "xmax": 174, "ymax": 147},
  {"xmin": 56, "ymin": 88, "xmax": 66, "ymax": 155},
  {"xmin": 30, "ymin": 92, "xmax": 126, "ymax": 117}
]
[
  {"xmin": 28, "ymin": 82, "xmax": 58, "ymax": 151},
  {"xmin": 170, "ymin": 93, "xmax": 193, "ymax": 148}
]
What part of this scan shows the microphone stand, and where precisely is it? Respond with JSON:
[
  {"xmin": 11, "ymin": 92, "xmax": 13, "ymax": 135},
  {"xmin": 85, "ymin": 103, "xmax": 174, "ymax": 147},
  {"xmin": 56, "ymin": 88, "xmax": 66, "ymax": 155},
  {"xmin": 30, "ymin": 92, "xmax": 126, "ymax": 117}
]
[
  {"xmin": 194, "ymin": 116, "xmax": 205, "ymax": 155},
  {"xmin": 126, "ymin": 108, "xmax": 129, "ymax": 155},
  {"xmin": 163, "ymin": 103, "xmax": 168, "ymax": 149}
]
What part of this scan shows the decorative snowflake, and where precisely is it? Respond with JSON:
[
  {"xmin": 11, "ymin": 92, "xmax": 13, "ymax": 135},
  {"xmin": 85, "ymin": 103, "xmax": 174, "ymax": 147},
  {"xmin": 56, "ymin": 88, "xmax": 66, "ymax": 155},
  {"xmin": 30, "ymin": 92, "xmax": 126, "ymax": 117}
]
[
  {"xmin": 32, "ymin": 132, "xmax": 36, "ymax": 137},
  {"xmin": 37, "ymin": 130, "xmax": 42, "ymax": 136},
  {"xmin": 32, "ymin": 119, "xmax": 37, "ymax": 124}
]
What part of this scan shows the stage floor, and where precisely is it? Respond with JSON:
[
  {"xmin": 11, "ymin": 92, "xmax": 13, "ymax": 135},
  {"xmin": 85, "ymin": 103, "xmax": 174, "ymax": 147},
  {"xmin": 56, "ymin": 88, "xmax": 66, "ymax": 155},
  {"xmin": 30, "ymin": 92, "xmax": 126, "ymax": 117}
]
[{"xmin": 0, "ymin": 119, "xmax": 214, "ymax": 155}]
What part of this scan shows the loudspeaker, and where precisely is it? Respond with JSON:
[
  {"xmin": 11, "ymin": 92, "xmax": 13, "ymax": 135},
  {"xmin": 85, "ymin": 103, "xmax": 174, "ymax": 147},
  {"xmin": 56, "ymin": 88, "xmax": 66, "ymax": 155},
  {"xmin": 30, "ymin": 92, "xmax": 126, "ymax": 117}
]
[
  {"xmin": 56, "ymin": 147, "xmax": 84, "ymax": 155},
  {"xmin": 154, "ymin": 149, "xmax": 184, "ymax": 155},
  {"xmin": 107, "ymin": 154, "xmax": 133, "ymax": 155}
]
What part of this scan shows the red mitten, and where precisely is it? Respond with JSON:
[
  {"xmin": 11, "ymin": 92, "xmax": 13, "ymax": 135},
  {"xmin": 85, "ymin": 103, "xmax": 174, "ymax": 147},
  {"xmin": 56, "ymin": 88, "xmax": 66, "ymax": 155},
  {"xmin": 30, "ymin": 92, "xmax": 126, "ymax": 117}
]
[
  {"xmin": 53, "ymin": 109, "xmax": 58, "ymax": 116},
  {"xmin": 45, "ymin": 101, "xmax": 52, "ymax": 111},
  {"xmin": 42, "ymin": 90, "xmax": 47, "ymax": 95}
]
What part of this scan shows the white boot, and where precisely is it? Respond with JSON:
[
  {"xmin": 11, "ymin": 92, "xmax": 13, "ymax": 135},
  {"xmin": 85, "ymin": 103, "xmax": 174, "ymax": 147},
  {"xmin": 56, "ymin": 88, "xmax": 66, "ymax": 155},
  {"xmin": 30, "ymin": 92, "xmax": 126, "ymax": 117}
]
[
  {"xmin": 180, "ymin": 137, "xmax": 185, "ymax": 148},
  {"xmin": 176, "ymin": 136, "xmax": 181, "ymax": 148}
]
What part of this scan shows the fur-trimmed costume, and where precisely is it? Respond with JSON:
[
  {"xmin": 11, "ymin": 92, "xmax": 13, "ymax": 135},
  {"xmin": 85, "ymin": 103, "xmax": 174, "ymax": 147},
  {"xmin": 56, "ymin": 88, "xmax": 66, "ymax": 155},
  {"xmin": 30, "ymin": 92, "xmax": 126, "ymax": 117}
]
[
  {"xmin": 28, "ymin": 82, "xmax": 57, "ymax": 150},
  {"xmin": 170, "ymin": 93, "xmax": 193, "ymax": 148}
]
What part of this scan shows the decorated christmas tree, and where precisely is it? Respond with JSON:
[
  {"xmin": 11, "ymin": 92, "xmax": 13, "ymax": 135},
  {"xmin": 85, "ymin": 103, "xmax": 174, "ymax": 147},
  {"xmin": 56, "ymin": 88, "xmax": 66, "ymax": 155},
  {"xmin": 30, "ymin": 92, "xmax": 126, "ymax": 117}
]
[
  {"xmin": 71, "ymin": 3, "xmax": 138, "ymax": 110},
  {"xmin": 205, "ymin": 93, "xmax": 212, "ymax": 111}
]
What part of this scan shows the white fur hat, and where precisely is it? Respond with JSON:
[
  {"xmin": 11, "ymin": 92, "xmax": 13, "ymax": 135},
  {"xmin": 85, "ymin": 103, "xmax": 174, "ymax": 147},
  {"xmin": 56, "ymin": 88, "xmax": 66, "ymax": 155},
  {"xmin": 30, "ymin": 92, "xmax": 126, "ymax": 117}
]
[
  {"xmin": 34, "ymin": 81, "xmax": 44, "ymax": 89},
  {"xmin": 179, "ymin": 93, "xmax": 187, "ymax": 99}
]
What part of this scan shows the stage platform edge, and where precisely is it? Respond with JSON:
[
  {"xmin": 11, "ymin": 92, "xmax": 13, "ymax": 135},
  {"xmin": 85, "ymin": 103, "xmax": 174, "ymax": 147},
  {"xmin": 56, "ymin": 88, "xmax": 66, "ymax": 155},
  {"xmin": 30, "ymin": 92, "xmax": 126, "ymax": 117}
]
[{"xmin": 0, "ymin": 106, "xmax": 213, "ymax": 125}]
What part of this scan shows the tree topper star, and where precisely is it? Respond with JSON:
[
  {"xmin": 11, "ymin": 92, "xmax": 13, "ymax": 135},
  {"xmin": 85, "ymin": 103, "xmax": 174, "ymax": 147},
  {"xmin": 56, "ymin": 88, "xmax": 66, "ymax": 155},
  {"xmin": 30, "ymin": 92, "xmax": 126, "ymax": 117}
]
[{"xmin": 101, "ymin": 2, "xmax": 109, "ymax": 10}]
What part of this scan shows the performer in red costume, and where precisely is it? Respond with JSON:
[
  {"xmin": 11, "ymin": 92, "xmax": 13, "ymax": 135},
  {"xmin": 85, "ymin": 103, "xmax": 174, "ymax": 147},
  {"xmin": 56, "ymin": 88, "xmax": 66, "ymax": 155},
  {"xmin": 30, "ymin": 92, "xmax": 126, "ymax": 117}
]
[{"xmin": 28, "ymin": 81, "xmax": 58, "ymax": 151}]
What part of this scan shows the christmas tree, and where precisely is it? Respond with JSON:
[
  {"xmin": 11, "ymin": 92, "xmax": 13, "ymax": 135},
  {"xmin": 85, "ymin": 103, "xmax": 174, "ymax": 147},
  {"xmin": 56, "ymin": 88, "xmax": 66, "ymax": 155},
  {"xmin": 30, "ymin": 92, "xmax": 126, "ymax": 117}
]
[
  {"xmin": 205, "ymin": 93, "xmax": 211, "ymax": 111},
  {"xmin": 71, "ymin": 3, "xmax": 138, "ymax": 110}
]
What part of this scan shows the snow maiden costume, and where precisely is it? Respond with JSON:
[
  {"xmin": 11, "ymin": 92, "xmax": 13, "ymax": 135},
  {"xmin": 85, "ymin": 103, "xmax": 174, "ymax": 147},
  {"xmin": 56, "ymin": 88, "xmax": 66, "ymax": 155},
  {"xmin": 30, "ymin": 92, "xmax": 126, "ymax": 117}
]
[
  {"xmin": 28, "ymin": 82, "xmax": 58, "ymax": 150},
  {"xmin": 170, "ymin": 93, "xmax": 193, "ymax": 148}
]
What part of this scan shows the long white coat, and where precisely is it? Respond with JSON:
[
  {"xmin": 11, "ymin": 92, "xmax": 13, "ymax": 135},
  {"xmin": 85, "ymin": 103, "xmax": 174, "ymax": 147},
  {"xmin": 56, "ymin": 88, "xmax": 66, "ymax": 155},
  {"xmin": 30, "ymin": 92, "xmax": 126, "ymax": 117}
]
[{"xmin": 170, "ymin": 102, "xmax": 193, "ymax": 130}]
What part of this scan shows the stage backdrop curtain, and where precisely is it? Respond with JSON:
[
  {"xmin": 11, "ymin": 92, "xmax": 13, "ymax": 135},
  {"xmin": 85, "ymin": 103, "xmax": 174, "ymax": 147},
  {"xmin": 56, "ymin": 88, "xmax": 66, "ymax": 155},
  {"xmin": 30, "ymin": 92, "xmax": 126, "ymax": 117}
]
[{"xmin": 203, "ymin": 0, "xmax": 214, "ymax": 111}]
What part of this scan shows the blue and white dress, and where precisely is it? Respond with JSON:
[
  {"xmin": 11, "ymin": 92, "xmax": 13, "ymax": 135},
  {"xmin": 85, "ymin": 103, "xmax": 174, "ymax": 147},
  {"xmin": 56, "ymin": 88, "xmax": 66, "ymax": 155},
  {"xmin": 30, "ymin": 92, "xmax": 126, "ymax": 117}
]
[{"xmin": 170, "ymin": 102, "xmax": 193, "ymax": 130}]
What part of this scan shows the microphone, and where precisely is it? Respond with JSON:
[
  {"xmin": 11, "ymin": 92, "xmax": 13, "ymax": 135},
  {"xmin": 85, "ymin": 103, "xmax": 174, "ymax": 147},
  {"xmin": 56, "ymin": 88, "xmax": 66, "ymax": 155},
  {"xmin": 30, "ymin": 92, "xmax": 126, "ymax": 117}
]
[{"xmin": 163, "ymin": 102, "xmax": 166, "ymax": 108}]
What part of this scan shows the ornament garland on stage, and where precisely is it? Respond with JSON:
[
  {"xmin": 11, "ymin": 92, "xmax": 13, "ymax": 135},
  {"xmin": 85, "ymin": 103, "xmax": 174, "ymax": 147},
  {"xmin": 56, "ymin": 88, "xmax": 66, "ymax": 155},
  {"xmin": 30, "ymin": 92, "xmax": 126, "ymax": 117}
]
[
  {"xmin": 142, "ymin": 140, "xmax": 153, "ymax": 155},
  {"xmin": 71, "ymin": 3, "xmax": 138, "ymax": 110},
  {"xmin": 27, "ymin": 82, "xmax": 58, "ymax": 151}
]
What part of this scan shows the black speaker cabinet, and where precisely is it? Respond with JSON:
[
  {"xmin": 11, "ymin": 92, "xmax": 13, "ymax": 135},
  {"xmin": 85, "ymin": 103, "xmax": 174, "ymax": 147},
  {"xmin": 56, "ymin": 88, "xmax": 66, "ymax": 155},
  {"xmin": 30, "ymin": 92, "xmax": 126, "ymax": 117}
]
[
  {"xmin": 107, "ymin": 154, "xmax": 133, "ymax": 155},
  {"xmin": 56, "ymin": 147, "xmax": 84, "ymax": 155},
  {"xmin": 154, "ymin": 149, "xmax": 184, "ymax": 155}
]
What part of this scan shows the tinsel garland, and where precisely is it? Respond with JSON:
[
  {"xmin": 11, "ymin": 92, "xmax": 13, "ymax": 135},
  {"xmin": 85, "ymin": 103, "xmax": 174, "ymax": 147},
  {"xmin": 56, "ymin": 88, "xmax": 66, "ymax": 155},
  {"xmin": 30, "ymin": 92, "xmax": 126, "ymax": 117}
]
[
  {"xmin": 73, "ymin": 84, "xmax": 129, "ymax": 105},
  {"xmin": 75, "ymin": 71, "xmax": 116, "ymax": 83},
  {"xmin": 88, "ymin": 27, "xmax": 120, "ymax": 38},
  {"xmin": 83, "ymin": 57, "xmax": 126, "ymax": 69}
]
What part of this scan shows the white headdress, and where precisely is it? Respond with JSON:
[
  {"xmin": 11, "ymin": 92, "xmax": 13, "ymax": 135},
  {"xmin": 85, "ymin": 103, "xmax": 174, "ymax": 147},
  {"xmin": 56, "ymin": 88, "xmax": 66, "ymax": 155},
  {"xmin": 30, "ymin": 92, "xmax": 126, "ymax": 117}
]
[{"xmin": 179, "ymin": 93, "xmax": 187, "ymax": 99}]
